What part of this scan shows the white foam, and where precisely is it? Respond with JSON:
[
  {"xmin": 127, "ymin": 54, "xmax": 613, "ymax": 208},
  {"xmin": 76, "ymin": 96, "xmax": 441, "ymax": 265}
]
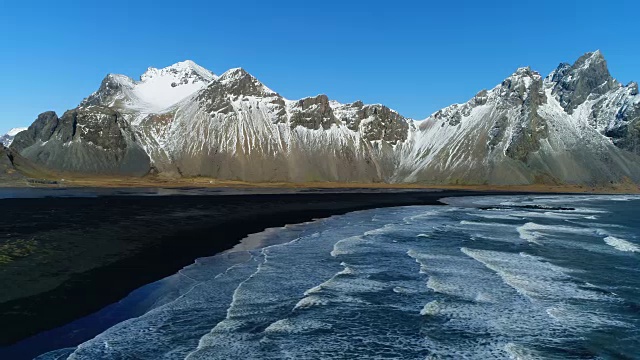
[
  {"xmin": 294, "ymin": 295, "xmax": 329, "ymax": 309},
  {"xmin": 420, "ymin": 300, "xmax": 443, "ymax": 316},
  {"xmin": 392, "ymin": 286, "xmax": 420, "ymax": 294},
  {"xmin": 516, "ymin": 222, "xmax": 544, "ymax": 244},
  {"xmin": 403, "ymin": 210, "xmax": 442, "ymax": 222},
  {"xmin": 467, "ymin": 212, "xmax": 521, "ymax": 220},
  {"xmin": 604, "ymin": 236, "xmax": 640, "ymax": 253},
  {"xmin": 546, "ymin": 306, "xmax": 629, "ymax": 329},
  {"xmin": 460, "ymin": 220, "xmax": 515, "ymax": 228},
  {"xmin": 503, "ymin": 342, "xmax": 544, "ymax": 360},
  {"xmin": 330, "ymin": 235, "xmax": 364, "ymax": 257},
  {"xmin": 516, "ymin": 222, "xmax": 595, "ymax": 245},
  {"xmin": 461, "ymin": 248, "xmax": 612, "ymax": 302},
  {"xmin": 264, "ymin": 319, "xmax": 332, "ymax": 334}
]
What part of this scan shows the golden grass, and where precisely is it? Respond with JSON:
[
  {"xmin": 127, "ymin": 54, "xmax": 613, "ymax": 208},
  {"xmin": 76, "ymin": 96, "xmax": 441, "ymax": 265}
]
[{"xmin": 22, "ymin": 175, "xmax": 640, "ymax": 194}]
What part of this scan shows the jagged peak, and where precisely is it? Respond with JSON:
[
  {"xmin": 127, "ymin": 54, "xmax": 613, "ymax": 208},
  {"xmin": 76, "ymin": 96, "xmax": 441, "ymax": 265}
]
[
  {"xmin": 575, "ymin": 50, "xmax": 605, "ymax": 65},
  {"xmin": 218, "ymin": 67, "xmax": 252, "ymax": 83},
  {"xmin": 508, "ymin": 67, "xmax": 541, "ymax": 81},
  {"xmin": 216, "ymin": 67, "xmax": 277, "ymax": 97},
  {"xmin": 545, "ymin": 51, "xmax": 609, "ymax": 86},
  {"xmin": 569, "ymin": 50, "xmax": 609, "ymax": 77},
  {"xmin": 103, "ymin": 73, "xmax": 135, "ymax": 87},
  {"xmin": 497, "ymin": 67, "xmax": 542, "ymax": 95},
  {"xmin": 548, "ymin": 50, "xmax": 618, "ymax": 113},
  {"xmin": 140, "ymin": 60, "xmax": 216, "ymax": 83}
]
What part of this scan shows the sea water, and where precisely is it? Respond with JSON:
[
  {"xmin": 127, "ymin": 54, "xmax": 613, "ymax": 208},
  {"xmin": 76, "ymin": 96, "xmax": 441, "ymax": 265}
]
[{"xmin": 37, "ymin": 195, "xmax": 640, "ymax": 359}]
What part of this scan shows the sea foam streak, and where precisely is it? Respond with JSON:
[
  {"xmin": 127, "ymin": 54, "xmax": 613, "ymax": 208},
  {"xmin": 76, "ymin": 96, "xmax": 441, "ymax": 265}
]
[{"xmin": 604, "ymin": 236, "xmax": 640, "ymax": 253}]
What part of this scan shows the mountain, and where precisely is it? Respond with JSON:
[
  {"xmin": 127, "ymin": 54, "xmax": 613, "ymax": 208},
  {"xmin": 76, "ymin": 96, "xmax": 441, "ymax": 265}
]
[
  {"xmin": 9, "ymin": 52, "xmax": 640, "ymax": 186},
  {"xmin": 1, "ymin": 127, "xmax": 28, "ymax": 147},
  {"xmin": 395, "ymin": 52, "xmax": 640, "ymax": 185}
]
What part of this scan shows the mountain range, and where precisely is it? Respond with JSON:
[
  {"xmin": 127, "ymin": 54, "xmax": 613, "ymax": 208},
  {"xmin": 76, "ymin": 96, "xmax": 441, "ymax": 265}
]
[{"xmin": 3, "ymin": 51, "xmax": 640, "ymax": 186}]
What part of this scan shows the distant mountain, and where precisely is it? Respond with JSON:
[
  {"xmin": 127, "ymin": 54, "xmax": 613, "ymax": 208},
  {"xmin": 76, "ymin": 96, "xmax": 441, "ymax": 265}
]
[
  {"xmin": 9, "ymin": 51, "xmax": 640, "ymax": 185},
  {"xmin": 1, "ymin": 127, "xmax": 27, "ymax": 147}
]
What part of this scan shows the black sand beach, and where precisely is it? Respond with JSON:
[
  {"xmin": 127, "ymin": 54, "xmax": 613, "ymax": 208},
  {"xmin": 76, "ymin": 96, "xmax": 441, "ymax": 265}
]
[{"xmin": 0, "ymin": 188, "xmax": 513, "ymax": 357}]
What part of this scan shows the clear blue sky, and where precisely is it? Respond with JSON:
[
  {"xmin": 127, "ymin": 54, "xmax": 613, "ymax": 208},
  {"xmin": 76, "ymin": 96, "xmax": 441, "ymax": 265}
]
[{"xmin": 1, "ymin": 0, "xmax": 638, "ymax": 133}]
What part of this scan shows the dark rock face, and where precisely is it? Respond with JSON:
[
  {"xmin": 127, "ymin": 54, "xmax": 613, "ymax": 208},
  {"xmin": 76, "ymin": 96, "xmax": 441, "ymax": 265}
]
[
  {"xmin": 10, "ymin": 111, "xmax": 60, "ymax": 153},
  {"xmin": 0, "ymin": 145, "xmax": 51, "ymax": 183},
  {"xmin": 628, "ymin": 81, "xmax": 638, "ymax": 96},
  {"xmin": 606, "ymin": 84, "xmax": 640, "ymax": 154},
  {"xmin": 197, "ymin": 82, "xmax": 235, "ymax": 115},
  {"xmin": 430, "ymin": 90, "xmax": 490, "ymax": 127},
  {"xmin": 487, "ymin": 115, "xmax": 509, "ymax": 150},
  {"xmin": 11, "ymin": 108, "xmax": 150, "ymax": 176},
  {"xmin": 218, "ymin": 68, "xmax": 275, "ymax": 98},
  {"xmin": 488, "ymin": 68, "xmax": 549, "ymax": 161},
  {"xmin": 335, "ymin": 101, "xmax": 410, "ymax": 143},
  {"xmin": 432, "ymin": 105, "xmax": 467, "ymax": 126},
  {"xmin": 197, "ymin": 69, "xmax": 287, "ymax": 120},
  {"xmin": 289, "ymin": 95, "xmax": 339, "ymax": 130},
  {"xmin": 356, "ymin": 104, "xmax": 409, "ymax": 143},
  {"xmin": 552, "ymin": 51, "xmax": 617, "ymax": 114},
  {"xmin": 547, "ymin": 53, "xmax": 640, "ymax": 156},
  {"xmin": 81, "ymin": 75, "xmax": 127, "ymax": 107},
  {"xmin": 605, "ymin": 103, "xmax": 640, "ymax": 153},
  {"xmin": 0, "ymin": 146, "xmax": 21, "ymax": 182}
]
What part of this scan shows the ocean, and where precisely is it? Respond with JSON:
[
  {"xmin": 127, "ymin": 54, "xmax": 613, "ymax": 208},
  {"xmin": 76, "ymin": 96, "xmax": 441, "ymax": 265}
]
[{"xmin": 36, "ymin": 195, "xmax": 640, "ymax": 359}]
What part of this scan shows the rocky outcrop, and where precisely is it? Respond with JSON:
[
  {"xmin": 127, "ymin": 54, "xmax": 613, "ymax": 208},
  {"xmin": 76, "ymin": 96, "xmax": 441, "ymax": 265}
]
[
  {"xmin": 0, "ymin": 145, "xmax": 53, "ymax": 184},
  {"xmin": 81, "ymin": 74, "xmax": 134, "ymax": 108},
  {"xmin": 12, "ymin": 107, "xmax": 150, "ymax": 176},
  {"xmin": 216, "ymin": 68, "xmax": 275, "ymax": 98},
  {"xmin": 551, "ymin": 51, "xmax": 617, "ymax": 114},
  {"xmin": 546, "ymin": 51, "xmax": 640, "ymax": 156},
  {"xmin": 589, "ymin": 82, "xmax": 640, "ymax": 154},
  {"xmin": 289, "ymin": 95, "xmax": 339, "ymax": 130},
  {"xmin": 500, "ymin": 68, "xmax": 549, "ymax": 162},
  {"xmin": 0, "ymin": 146, "xmax": 22, "ymax": 183}
]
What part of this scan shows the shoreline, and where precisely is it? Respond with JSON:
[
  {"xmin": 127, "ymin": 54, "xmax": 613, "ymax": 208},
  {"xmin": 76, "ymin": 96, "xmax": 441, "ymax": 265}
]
[
  {"xmin": 2, "ymin": 173, "xmax": 639, "ymax": 194},
  {"xmin": 0, "ymin": 188, "xmax": 524, "ymax": 359}
]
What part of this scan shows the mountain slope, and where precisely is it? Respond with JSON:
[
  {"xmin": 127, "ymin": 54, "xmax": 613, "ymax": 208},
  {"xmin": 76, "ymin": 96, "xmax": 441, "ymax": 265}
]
[
  {"xmin": 394, "ymin": 60, "xmax": 640, "ymax": 185},
  {"xmin": 135, "ymin": 68, "xmax": 410, "ymax": 182},
  {"xmin": 9, "ymin": 51, "xmax": 640, "ymax": 186}
]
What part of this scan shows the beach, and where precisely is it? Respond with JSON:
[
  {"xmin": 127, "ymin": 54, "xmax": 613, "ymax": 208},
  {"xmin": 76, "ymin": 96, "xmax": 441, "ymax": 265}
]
[{"xmin": 0, "ymin": 187, "xmax": 513, "ymax": 353}]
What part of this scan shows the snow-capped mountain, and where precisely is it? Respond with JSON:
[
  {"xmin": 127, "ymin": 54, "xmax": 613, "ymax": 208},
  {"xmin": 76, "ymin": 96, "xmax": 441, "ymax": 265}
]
[
  {"xmin": 82, "ymin": 60, "xmax": 216, "ymax": 115},
  {"xmin": 394, "ymin": 53, "xmax": 640, "ymax": 185},
  {"xmin": 9, "ymin": 51, "xmax": 640, "ymax": 185},
  {"xmin": 1, "ymin": 127, "xmax": 27, "ymax": 147}
]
